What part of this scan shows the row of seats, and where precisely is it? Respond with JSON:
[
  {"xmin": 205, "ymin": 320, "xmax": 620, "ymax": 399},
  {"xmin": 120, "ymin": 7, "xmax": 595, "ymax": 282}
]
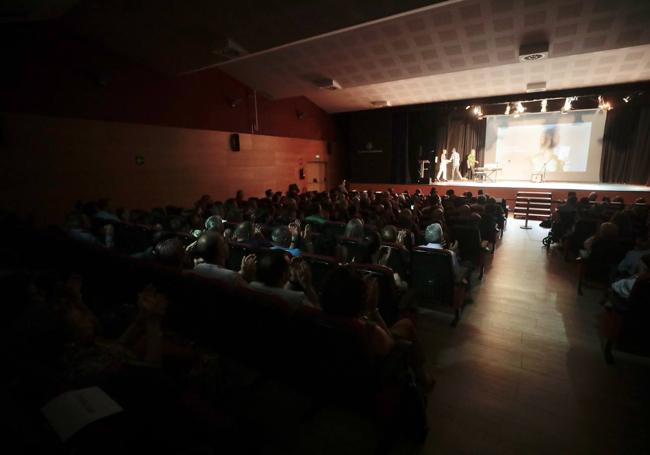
[{"xmin": 34, "ymin": 228, "xmax": 430, "ymax": 441}]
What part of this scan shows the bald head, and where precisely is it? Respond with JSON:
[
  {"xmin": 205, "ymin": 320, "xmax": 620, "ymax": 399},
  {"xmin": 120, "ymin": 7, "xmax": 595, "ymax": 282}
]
[{"xmin": 195, "ymin": 232, "xmax": 229, "ymax": 266}]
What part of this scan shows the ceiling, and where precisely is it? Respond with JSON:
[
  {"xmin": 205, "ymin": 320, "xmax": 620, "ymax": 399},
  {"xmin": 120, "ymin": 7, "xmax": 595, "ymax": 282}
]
[
  {"xmin": 217, "ymin": 0, "xmax": 650, "ymax": 112},
  {"xmin": 3, "ymin": 0, "xmax": 650, "ymax": 113},
  {"xmin": 53, "ymin": 0, "xmax": 446, "ymax": 75}
]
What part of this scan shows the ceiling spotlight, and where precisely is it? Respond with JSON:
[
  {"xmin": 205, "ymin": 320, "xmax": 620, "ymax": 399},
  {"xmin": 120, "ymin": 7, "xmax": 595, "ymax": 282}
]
[
  {"xmin": 465, "ymin": 105, "xmax": 471, "ymax": 110},
  {"xmin": 598, "ymin": 96, "xmax": 612, "ymax": 111},
  {"xmin": 561, "ymin": 96, "xmax": 576, "ymax": 114},
  {"xmin": 504, "ymin": 103, "xmax": 511, "ymax": 115},
  {"xmin": 540, "ymin": 99, "xmax": 548, "ymax": 113},
  {"xmin": 623, "ymin": 96, "xmax": 631, "ymax": 103}
]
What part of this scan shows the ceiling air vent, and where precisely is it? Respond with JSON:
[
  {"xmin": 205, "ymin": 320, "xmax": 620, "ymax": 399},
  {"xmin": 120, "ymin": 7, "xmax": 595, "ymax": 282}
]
[
  {"xmin": 519, "ymin": 43, "xmax": 549, "ymax": 62},
  {"xmin": 370, "ymin": 100, "xmax": 391, "ymax": 108},
  {"xmin": 526, "ymin": 81, "xmax": 547, "ymax": 92},
  {"xmin": 313, "ymin": 78, "xmax": 342, "ymax": 90}
]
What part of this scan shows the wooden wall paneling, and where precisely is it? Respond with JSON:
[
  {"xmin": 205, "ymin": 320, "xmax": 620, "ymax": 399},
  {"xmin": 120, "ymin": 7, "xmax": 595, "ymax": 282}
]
[{"xmin": 0, "ymin": 113, "xmax": 338, "ymax": 225}]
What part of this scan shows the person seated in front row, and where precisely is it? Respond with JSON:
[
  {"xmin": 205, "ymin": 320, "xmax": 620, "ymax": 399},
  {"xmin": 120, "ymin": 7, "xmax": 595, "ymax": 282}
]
[
  {"xmin": 319, "ymin": 267, "xmax": 433, "ymax": 388},
  {"xmin": 249, "ymin": 253, "xmax": 318, "ymax": 307},
  {"xmin": 189, "ymin": 232, "xmax": 255, "ymax": 286}
]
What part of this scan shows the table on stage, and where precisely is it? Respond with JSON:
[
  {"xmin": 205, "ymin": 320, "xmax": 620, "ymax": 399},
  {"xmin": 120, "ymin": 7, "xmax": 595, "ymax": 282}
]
[{"xmin": 474, "ymin": 166, "xmax": 502, "ymax": 183}]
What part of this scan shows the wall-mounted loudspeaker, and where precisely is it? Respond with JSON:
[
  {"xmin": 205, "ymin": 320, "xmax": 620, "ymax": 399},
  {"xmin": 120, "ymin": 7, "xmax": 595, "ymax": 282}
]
[{"xmin": 230, "ymin": 133, "xmax": 240, "ymax": 152}]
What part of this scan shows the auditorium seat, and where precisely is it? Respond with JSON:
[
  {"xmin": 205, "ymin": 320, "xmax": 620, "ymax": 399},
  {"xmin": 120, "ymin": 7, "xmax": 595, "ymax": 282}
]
[
  {"xmin": 226, "ymin": 241, "xmax": 257, "ymax": 271},
  {"xmin": 564, "ymin": 218, "xmax": 599, "ymax": 261},
  {"xmin": 410, "ymin": 247, "xmax": 467, "ymax": 326},
  {"xmin": 300, "ymin": 252, "xmax": 339, "ymax": 292},
  {"xmin": 337, "ymin": 236, "xmax": 371, "ymax": 263},
  {"xmin": 451, "ymin": 224, "xmax": 486, "ymax": 280},
  {"xmin": 601, "ymin": 274, "xmax": 650, "ymax": 363},
  {"xmin": 381, "ymin": 242, "xmax": 410, "ymax": 284},
  {"xmin": 576, "ymin": 240, "xmax": 629, "ymax": 295},
  {"xmin": 348, "ymin": 263, "xmax": 400, "ymax": 326}
]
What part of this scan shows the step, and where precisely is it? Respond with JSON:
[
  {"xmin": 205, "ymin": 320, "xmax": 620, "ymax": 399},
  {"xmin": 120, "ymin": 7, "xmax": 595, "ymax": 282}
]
[
  {"xmin": 517, "ymin": 191, "xmax": 552, "ymax": 196},
  {"xmin": 514, "ymin": 213, "xmax": 549, "ymax": 220},
  {"xmin": 515, "ymin": 200, "xmax": 552, "ymax": 206},
  {"xmin": 516, "ymin": 196, "xmax": 552, "ymax": 202},
  {"xmin": 514, "ymin": 208, "xmax": 551, "ymax": 214}
]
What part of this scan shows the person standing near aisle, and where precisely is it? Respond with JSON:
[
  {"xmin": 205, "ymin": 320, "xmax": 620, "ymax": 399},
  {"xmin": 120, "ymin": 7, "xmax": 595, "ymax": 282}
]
[
  {"xmin": 466, "ymin": 149, "xmax": 477, "ymax": 181},
  {"xmin": 435, "ymin": 149, "xmax": 449, "ymax": 182},
  {"xmin": 450, "ymin": 148, "xmax": 463, "ymax": 181}
]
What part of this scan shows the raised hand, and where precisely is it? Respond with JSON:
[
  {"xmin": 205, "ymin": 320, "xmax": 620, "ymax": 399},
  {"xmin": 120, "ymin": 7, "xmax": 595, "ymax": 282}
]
[{"xmin": 240, "ymin": 254, "xmax": 257, "ymax": 282}]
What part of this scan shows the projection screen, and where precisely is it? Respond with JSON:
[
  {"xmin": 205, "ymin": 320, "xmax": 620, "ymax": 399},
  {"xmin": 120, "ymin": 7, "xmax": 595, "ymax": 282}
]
[{"xmin": 483, "ymin": 109, "xmax": 607, "ymax": 182}]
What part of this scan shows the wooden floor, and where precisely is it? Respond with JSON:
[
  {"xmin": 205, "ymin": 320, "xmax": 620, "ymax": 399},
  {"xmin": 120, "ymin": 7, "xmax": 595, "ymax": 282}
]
[{"xmin": 416, "ymin": 217, "xmax": 650, "ymax": 454}]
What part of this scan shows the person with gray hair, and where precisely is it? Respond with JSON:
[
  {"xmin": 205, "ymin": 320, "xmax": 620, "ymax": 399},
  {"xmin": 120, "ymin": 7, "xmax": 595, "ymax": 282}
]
[{"xmin": 421, "ymin": 223, "xmax": 464, "ymax": 281}]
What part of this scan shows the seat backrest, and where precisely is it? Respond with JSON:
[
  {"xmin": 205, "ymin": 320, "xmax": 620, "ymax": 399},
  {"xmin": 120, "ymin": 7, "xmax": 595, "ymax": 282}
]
[
  {"xmin": 338, "ymin": 237, "xmax": 370, "ymax": 263},
  {"xmin": 348, "ymin": 263, "xmax": 399, "ymax": 326},
  {"xmin": 226, "ymin": 241, "xmax": 255, "ymax": 271},
  {"xmin": 300, "ymin": 252, "xmax": 339, "ymax": 292},
  {"xmin": 410, "ymin": 247, "xmax": 455, "ymax": 306},
  {"xmin": 381, "ymin": 243, "xmax": 410, "ymax": 282},
  {"xmin": 585, "ymin": 239, "xmax": 629, "ymax": 282},
  {"xmin": 451, "ymin": 224, "xmax": 482, "ymax": 261}
]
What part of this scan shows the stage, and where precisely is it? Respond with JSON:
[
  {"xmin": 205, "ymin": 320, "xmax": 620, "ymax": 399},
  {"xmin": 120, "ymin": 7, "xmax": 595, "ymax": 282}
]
[{"xmin": 350, "ymin": 180, "xmax": 650, "ymax": 206}]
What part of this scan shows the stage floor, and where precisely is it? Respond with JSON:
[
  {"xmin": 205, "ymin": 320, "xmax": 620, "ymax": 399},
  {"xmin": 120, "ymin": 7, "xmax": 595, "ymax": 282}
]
[
  {"xmin": 419, "ymin": 180, "xmax": 650, "ymax": 192},
  {"xmin": 350, "ymin": 180, "xmax": 650, "ymax": 204}
]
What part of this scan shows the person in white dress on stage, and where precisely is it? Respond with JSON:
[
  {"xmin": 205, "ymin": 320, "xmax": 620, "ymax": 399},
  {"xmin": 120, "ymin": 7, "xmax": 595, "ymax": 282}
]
[
  {"xmin": 450, "ymin": 148, "xmax": 463, "ymax": 181},
  {"xmin": 435, "ymin": 149, "xmax": 449, "ymax": 181}
]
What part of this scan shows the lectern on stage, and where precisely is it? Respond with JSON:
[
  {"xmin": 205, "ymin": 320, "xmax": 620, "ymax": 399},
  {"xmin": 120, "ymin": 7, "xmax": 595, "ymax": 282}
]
[{"xmin": 417, "ymin": 160, "xmax": 431, "ymax": 184}]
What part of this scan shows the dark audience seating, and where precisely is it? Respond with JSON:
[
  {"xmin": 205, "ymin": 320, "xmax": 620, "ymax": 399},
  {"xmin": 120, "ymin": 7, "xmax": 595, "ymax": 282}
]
[{"xmin": 32, "ymin": 229, "xmax": 428, "ymax": 441}]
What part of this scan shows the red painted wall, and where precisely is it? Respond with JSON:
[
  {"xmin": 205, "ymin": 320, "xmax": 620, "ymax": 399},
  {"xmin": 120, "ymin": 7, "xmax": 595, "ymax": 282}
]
[
  {"xmin": 0, "ymin": 22, "xmax": 341, "ymax": 224},
  {"xmin": 0, "ymin": 22, "xmax": 337, "ymax": 141}
]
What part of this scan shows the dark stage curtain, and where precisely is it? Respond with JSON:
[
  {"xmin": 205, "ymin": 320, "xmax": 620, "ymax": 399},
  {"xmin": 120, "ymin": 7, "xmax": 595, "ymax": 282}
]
[
  {"xmin": 601, "ymin": 105, "xmax": 650, "ymax": 185},
  {"xmin": 391, "ymin": 111, "xmax": 411, "ymax": 183},
  {"xmin": 445, "ymin": 115, "xmax": 486, "ymax": 174}
]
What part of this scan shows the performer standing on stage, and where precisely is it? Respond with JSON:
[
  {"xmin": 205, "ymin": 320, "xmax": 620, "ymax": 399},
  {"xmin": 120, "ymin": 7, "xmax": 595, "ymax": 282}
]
[
  {"xmin": 450, "ymin": 148, "xmax": 463, "ymax": 181},
  {"xmin": 435, "ymin": 149, "xmax": 449, "ymax": 181},
  {"xmin": 466, "ymin": 149, "xmax": 477, "ymax": 181}
]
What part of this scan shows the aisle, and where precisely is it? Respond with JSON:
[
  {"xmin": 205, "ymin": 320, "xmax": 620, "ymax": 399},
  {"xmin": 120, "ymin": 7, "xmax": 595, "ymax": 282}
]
[{"xmin": 417, "ymin": 217, "xmax": 650, "ymax": 454}]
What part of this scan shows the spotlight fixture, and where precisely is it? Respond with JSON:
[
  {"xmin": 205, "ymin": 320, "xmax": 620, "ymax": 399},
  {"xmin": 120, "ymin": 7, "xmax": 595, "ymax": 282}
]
[
  {"xmin": 598, "ymin": 96, "xmax": 612, "ymax": 111},
  {"xmin": 473, "ymin": 106, "xmax": 483, "ymax": 117},
  {"xmin": 561, "ymin": 96, "xmax": 576, "ymax": 114},
  {"xmin": 465, "ymin": 105, "xmax": 471, "ymax": 110},
  {"xmin": 504, "ymin": 103, "xmax": 511, "ymax": 115},
  {"xmin": 540, "ymin": 99, "xmax": 548, "ymax": 113},
  {"xmin": 623, "ymin": 96, "xmax": 631, "ymax": 103}
]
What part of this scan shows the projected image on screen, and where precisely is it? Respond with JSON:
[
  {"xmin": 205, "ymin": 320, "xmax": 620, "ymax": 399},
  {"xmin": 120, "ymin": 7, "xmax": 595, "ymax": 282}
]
[
  {"xmin": 484, "ymin": 110, "xmax": 607, "ymax": 182},
  {"xmin": 496, "ymin": 122, "xmax": 592, "ymax": 175}
]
